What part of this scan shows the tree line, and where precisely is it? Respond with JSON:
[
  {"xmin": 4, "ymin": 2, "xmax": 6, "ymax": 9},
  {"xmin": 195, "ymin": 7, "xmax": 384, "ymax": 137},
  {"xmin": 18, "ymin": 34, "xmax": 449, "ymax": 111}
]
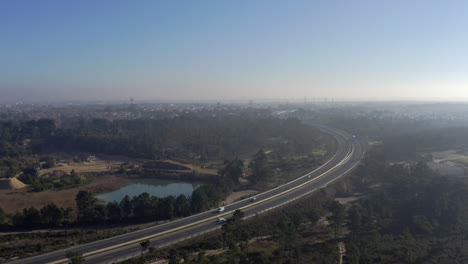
[{"xmin": 0, "ymin": 115, "xmax": 327, "ymax": 163}]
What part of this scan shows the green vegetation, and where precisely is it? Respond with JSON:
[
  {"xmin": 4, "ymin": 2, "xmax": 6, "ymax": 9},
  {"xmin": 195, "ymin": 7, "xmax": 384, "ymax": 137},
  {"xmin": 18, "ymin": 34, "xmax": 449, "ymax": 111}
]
[
  {"xmin": 0, "ymin": 228, "xmax": 126, "ymax": 261},
  {"xmin": 0, "ymin": 116, "xmax": 330, "ymax": 190},
  {"xmin": 20, "ymin": 169, "xmax": 88, "ymax": 192},
  {"xmin": 0, "ymin": 116, "xmax": 329, "ymax": 162},
  {"xmin": 345, "ymin": 147, "xmax": 468, "ymax": 263},
  {"xmin": 65, "ymin": 251, "xmax": 85, "ymax": 264}
]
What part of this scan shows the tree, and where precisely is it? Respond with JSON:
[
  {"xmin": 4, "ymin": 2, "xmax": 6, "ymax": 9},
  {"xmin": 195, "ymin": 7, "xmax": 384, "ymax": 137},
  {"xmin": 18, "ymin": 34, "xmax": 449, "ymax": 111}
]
[
  {"xmin": 63, "ymin": 207, "xmax": 74, "ymax": 225},
  {"xmin": 220, "ymin": 158, "xmax": 244, "ymax": 184},
  {"xmin": 190, "ymin": 188, "xmax": 209, "ymax": 213},
  {"xmin": 23, "ymin": 207, "xmax": 42, "ymax": 229},
  {"xmin": 132, "ymin": 192, "xmax": 154, "ymax": 219},
  {"xmin": 222, "ymin": 209, "xmax": 246, "ymax": 249},
  {"xmin": 0, "ymin": 207, "xmax": 7, "ymax": 225},
  {"xmin": 66, "ymin": 251, "xmax": 85, "ymax": 264},
  {"xmin": 168, "ymin": 248, "xmax": 179, "ymax": 264},
  {"xmin": 347, "ymin": 204, "xmax": 363, "ymax": 232},
  {"xmin": 140, "ymin": 239, "xmax": 150, "ymax": 255},
  {"xmin": 327, "ymin": 201, "xmax": 345, "ymax": 239},
  {"xmin": 232, "ymin": 209, "xmax": 244, "ymax": 222},
  {"xmin": 248, "ymin": 150, "xmax": 272, "ymax": 184},
  {"xmin": 175, "ymin": 194, "xmax": 190, "ymax": 217},
  {"xmin": 40, "ymin": 203, "xmax": 64, "ymax": 227},
  {"xmin": 106, "ymin": 201, "xmax": 123, "ymax": 222},
  {"xmin": 37, "ymin": 118, "xmax": 55, "ymax": 137},
  {"xmin": 75, "ymin": 190, "xmax": 98, "ymax": 223},
  {"xmin": 40, "ymin": 155, "xmax": 56, "ymax": 169},
  {"xmin": 162, "ymin": 196, "xmax": 176, "ymax": 220},
  {"xmin": 120, "ymin": 195, "xmax": 133, "ymax": 218}
]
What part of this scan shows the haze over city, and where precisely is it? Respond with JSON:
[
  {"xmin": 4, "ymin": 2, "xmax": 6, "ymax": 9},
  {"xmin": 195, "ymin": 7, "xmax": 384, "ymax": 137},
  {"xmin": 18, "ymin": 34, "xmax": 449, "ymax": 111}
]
[{"xmin": 2, "ymin": 0, "xmax": 468, "ymax": 103}]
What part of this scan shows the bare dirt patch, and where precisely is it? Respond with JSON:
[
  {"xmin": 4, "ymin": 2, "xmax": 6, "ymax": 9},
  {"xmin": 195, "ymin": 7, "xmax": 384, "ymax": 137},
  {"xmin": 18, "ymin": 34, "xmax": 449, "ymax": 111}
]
[
  {"xmin": 222, "ymin": 190, "xmax": 257, "ymax": 204},
  {"xmin": 163, "ymin": 160, "xmax": 218, "ymax": 175},
  {"xmin": 0, "ymin": 177, "xmax": 27, "ymax": 190},
  {"xmin": 335, "ymin": 196, "xmax": 360, "ymax": 205},
  {"xmin": 0, "ymin": 175, "xmax": 131, "ymax": 214},
  {"xmin": 39, "ymin": 161, "xmax": 123, "ymax": 176}
]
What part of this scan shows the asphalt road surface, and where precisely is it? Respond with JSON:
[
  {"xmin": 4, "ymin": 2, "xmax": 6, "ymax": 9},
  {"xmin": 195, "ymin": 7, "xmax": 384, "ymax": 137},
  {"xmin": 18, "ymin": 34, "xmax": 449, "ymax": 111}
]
[{"xmin": 8, "ymin": 124, "xmax": 365, "ymax": 264}]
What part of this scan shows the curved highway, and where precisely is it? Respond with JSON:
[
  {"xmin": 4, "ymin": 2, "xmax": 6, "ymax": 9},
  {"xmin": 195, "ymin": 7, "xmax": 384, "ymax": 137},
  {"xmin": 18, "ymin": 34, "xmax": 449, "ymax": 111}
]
[{"xmin": 8, "ymin": 124, "xmax": 365, "ymax": 264}]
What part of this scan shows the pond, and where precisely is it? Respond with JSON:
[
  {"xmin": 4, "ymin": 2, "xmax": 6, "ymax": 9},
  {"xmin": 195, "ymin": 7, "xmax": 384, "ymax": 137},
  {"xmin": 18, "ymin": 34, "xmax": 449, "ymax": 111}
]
[{"xmin": 96, "ymin": 178, "xmax": 202, "ymax": 203}]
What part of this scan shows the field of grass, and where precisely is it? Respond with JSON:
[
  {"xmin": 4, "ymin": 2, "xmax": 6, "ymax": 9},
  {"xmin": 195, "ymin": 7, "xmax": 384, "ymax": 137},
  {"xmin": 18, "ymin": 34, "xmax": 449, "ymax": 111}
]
[
  {"xmin": 39, "ymin": 160, "xmax": 123, "ymax": 176},
  {"xmin": 432, "ymin": 150, "xmax": 468, "ymax": 167}
]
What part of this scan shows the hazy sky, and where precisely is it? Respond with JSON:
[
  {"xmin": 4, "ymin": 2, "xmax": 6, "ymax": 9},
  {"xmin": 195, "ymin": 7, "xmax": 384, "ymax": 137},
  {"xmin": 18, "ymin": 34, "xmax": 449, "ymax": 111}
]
[{"xmin": 1, "ymin": 0, "xmax": 468, "ymax": 102}]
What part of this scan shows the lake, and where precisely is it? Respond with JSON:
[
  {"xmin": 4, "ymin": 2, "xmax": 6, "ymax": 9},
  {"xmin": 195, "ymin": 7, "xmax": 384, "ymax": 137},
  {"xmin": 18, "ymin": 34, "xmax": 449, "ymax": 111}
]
[{"xmin": 96, "ymin": 178, "xmax": 202, "ymax": 203}]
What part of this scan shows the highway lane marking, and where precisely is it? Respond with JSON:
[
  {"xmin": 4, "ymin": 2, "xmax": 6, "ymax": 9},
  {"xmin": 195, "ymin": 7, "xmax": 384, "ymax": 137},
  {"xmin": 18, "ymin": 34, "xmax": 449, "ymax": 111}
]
[{"xmin": 49, "ymin": 135, "xmax": 357, "ymax": 264}]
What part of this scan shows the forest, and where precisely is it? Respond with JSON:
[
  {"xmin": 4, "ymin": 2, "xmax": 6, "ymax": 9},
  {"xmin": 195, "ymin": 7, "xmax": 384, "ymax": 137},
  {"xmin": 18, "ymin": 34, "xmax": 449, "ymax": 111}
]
[
  {"xmin": 0, "ymin": 115, "xmax": 330, "ymax": 161},
  {"xmin": 345, "ymin": 147, "xmax": 468, "ymax": 263}
]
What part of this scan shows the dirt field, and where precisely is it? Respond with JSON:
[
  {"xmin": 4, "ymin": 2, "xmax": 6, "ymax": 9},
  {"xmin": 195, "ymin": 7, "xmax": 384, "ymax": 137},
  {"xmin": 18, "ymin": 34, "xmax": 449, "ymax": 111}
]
[
  {"xmin": 335, "ymin": 196, "xmax": 360, "ymax": 205},
  {"xmin": 39, "ymin": 161, "xmax": 123, "ymax": 176},
  {"xmin": 0, "ymin": 175, "xmax": 131, "ymax": 214},
  {"xmin": 163, "ymin": 160, "xmax": 218, "ymax": 175}
]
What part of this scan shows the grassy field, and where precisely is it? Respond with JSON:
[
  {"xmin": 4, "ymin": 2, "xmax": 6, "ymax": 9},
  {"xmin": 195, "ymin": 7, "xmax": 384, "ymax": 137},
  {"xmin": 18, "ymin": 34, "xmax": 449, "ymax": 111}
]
[{"xmin": 432, "ymin": 150, "xmax": 468, "ymax": 167}]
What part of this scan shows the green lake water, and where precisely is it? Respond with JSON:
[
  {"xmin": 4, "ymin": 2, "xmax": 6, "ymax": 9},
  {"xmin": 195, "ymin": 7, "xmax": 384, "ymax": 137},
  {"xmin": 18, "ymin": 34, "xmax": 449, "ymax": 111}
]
[{"xmin": 96, "ymin": 178, "xmax": 201, "ymax": 202}]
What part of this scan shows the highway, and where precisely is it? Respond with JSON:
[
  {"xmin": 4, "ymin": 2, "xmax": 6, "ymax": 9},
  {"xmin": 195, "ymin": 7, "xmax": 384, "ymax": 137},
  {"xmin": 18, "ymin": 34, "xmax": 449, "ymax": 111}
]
[{"xmin": 8, "ymin": 124, "xmax": 365, "ymax": 264}]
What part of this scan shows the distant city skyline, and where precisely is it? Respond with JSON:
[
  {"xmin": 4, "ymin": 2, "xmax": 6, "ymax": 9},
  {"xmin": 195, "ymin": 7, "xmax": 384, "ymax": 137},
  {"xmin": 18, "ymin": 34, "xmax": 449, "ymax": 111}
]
[{"xmin": 1, "ymin": 0, "xmax": 468, "ymax": 102}]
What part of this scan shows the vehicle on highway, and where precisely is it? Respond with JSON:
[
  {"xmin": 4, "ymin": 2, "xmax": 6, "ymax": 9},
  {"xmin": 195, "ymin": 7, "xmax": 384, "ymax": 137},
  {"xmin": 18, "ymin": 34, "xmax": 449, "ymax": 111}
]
[
  {"xmin": 216, "ymin": 207, "xmax": 225, "ymax": 212},
  {"xmin": 216, "ymin": 217, "xmax": 226, "ymax": 223},
  {"xmin": 250, "ymin": 197, "xmax": 256, "ymax": 202}
]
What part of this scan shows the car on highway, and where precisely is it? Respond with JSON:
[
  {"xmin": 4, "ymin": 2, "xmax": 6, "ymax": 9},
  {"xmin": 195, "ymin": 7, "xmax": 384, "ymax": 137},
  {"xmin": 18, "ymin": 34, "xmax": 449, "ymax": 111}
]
[
  {"xmin": 216, "ymin": 207, "xmax": 225, "ymax": 213},
  {"xmin": 250, "ymin": 197, "xmax": 256, "ymax": 202},
  {"xmin": 216, "ymin": 217, "xmax": 226, "ymax": 223}
]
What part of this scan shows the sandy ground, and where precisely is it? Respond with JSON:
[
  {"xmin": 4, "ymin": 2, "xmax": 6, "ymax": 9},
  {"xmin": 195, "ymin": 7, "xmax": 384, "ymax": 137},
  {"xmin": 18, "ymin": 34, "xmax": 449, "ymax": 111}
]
[
  {"xmin": 222, "ymin": 190, "xmax": 257, "ymax": 204},
  {"xmin": 0, "ymin": 175, "xmax": 131, "ymax": 213},
  {"xmin": 0, "ymin": 177, "xmax": 27, "ymax": 190},
  {"xmin": 39, "ymin": 161, "xmax": 123, "ymax": 176},
  {"xmin": 163, "ymin": 160, "xmax": 218, "ymax": 175},
  {"xmin": 335, "ymin": 196, "xmax": 360, "ymax": 205}
]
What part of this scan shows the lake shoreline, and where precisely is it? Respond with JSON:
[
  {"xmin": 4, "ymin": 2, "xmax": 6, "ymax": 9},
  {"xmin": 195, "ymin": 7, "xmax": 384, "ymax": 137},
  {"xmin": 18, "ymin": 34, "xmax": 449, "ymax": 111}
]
[{"xmin": 95, "ymin": 177, "xmax": 203, "ymax": 203}]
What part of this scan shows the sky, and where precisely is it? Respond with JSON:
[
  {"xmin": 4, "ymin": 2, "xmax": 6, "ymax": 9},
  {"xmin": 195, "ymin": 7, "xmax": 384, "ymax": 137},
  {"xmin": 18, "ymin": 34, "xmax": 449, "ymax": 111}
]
[{"xmin": 1, "ymin": 0, "xmax": 468, "ymax": 102}]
